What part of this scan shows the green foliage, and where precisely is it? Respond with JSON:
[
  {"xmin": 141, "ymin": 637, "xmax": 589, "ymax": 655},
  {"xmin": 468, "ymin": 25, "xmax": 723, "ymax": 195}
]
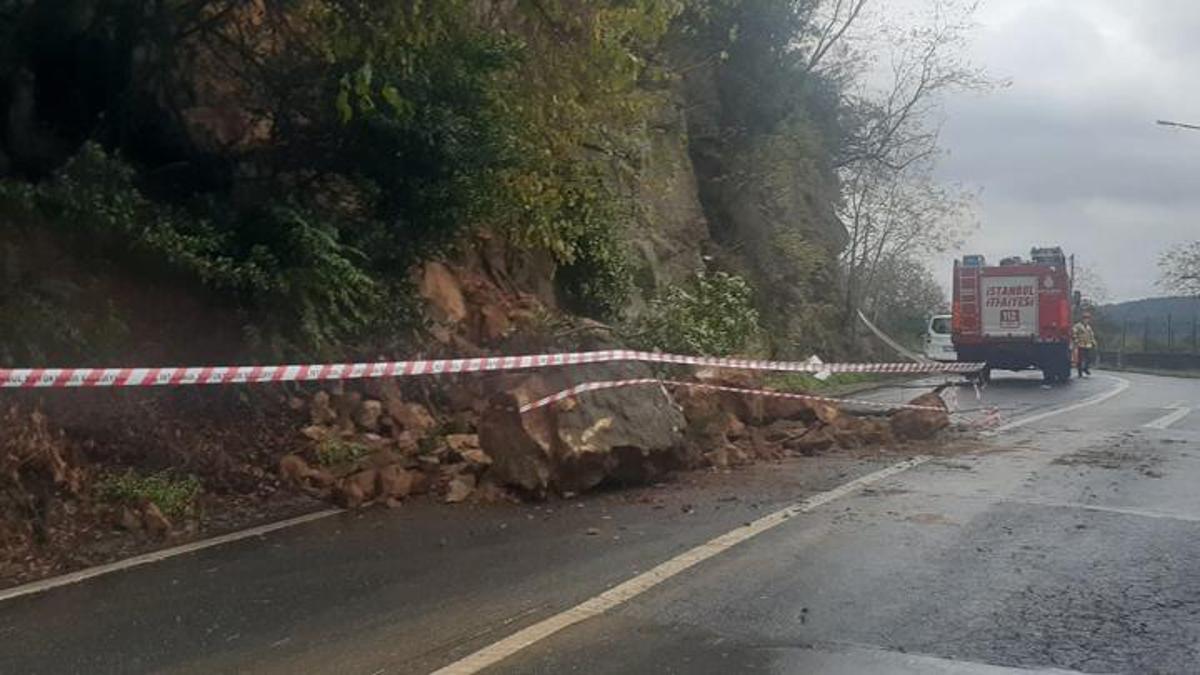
[
  {"xmin": 673, "ymin": 1, "xmax": 852, "ymax": 357},
  {"xmin": 96, "ymin": 470, "xmax": 202, "ymax": 518},
  {"xmin": 0, "ymin": 0, "xmax": 693, "ymax": 353},
  {"xmin": 0, "ymin": 239, "xmax": 128, "ymax": 366},
  {"xmin": 0, "ymin": 0, "xmax": 859, "ymax": 361},
  {"xmin": 0, "ymin": 144, "xmax": 386, "ymax": 355},
  {"xmin": 633, "ymin": 271, "xmax": 761, "ymax": 355},
  {"xmin": 314, "ymin": 438, "xmax": 371, "ymax": 467}
]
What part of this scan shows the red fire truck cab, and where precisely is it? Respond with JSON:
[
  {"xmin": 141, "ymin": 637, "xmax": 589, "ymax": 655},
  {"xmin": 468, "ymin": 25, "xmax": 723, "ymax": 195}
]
[{"xmin": 952, "ymin": 247, "xmax": 1076, "ymax": 383}]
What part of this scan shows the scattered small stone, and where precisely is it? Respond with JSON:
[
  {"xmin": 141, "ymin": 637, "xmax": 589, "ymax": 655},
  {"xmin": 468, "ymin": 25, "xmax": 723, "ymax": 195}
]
[
  {"xmin": 445, "ymin": 475, "xmax": 477, "ymax": 503},
  {"xmin": 585, "ymin": 527, "xmax": 601, "ymax": 536},
  {"xmin": 356, "ymin": 400, "xmax": 384, "ymax": 432}
]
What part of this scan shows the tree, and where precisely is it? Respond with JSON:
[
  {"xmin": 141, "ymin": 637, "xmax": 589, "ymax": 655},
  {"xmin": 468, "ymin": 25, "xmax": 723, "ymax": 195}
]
[
  {"xmin": 1159, "ymin": 241, "xmax": 1200, "ymax": 297},
  {"xmin": 840, "ymin": 155, "xmax": 973, "ymax": 329},
  {"xmin": 822, "ymin": 0, "xmax": 994, "ymax": 334},
  {"xmin": 866, "ymin": 255, "xmax": 946, "ymax": 339},
  {"xmin": 1073, "ymin": 264, "xmax": 1110, "ymax": 306}
]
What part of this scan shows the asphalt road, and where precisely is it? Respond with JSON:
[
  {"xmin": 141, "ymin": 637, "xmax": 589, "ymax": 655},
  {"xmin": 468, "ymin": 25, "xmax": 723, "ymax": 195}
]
[{"xmin": 3, "ymin": 369, "xmax": 1200, "ymax": 673}]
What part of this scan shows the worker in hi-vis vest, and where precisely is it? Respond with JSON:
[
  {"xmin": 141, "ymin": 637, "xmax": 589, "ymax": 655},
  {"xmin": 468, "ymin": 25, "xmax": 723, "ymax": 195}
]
[{"xmin": 1072, "ymin": 311, "xmax": 1097, "ymax": 378}]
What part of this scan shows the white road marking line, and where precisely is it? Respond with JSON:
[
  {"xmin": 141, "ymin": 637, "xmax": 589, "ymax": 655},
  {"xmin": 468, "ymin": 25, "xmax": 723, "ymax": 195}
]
[
  {"xmin": 429, "ymin": 457, "xmax": 930, "ymax": 675},
  {"xmin": 985, "ymin": 375, "xmax": 1131, "ymax": 435},
  {"xmin": 1144, "ymin": 403, "xmax": 1192, "ymax": 430},
  {"xmin": 0, "ymin": 508, "xmax": 343, "ymax": 603}
]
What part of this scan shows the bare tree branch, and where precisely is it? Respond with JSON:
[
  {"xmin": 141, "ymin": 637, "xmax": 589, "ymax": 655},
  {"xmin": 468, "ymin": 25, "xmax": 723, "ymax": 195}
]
[{"xmin": 807, "ymin": 0, "xmax": 870, "ymax": 73}]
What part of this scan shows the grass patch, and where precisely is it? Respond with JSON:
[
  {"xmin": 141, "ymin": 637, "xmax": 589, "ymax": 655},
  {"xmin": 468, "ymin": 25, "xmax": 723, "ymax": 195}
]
[
  {"xmin": 764, "ymin": 372, "xmax": 886, "ymax": 393},
  {"xmin": 96, "ymin": 470, "xmax": 202, "ymax": 518},
  {"xmin": 314, "ymin": 438, "xmax": 371, "ymax": 466}
]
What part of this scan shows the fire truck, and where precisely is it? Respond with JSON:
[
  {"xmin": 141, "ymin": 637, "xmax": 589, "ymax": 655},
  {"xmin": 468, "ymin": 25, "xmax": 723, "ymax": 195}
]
[{"xmin": 952, "ymin": 247, "xmax": 1078, "ymax": 383}]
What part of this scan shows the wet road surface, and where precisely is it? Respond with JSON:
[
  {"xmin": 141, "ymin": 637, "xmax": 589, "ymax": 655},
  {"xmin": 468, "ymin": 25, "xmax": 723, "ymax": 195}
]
[{"xmin": 3, "ymin": 370, "xmax": 1200, "ymax": 673}]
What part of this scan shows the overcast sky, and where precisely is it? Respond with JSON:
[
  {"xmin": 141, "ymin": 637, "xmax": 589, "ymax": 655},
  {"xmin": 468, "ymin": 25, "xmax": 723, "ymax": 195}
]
[{"xmin": 928, "ymin": 0, "xmax": 1200, "ymax": 302}]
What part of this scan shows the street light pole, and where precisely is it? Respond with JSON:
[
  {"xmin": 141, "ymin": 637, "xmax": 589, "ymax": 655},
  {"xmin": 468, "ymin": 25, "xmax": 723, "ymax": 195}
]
[{"xmin": 1157, "ymin": 119, "xmax": 1200, "ymax": 131}]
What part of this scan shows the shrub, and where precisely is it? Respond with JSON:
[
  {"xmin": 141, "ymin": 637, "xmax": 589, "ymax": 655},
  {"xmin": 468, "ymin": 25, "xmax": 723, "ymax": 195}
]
[
  {"xmin": 0, "ymin": 145, "xmax": 388, "ymax": 356},
  {"xmin": 96, "ymin": 470, "xmax": 202, "ymax": 518},
  {"xmin": 313, "ymin": 438, "xmax": 371, "ymax": 467},
  {"xmin": 633, "ymin": 271, "xmax": 762, "ymax": 356}
]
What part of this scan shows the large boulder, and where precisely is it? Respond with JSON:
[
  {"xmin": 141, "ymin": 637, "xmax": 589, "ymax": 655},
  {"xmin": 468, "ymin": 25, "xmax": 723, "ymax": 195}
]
[
  {"xmin": 890, "ymin": 391, "xmax": 950, "ymax": 440},
  {"xmin": 480, "ymin": 364, "xmax": 689, "ymax": 495}
]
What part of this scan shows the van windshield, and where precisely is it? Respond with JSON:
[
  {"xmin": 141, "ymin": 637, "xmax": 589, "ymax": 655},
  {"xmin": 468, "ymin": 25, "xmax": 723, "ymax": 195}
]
[{"xmin": 930, "ymin": 317, "xmax": 952, "ymax": 334}]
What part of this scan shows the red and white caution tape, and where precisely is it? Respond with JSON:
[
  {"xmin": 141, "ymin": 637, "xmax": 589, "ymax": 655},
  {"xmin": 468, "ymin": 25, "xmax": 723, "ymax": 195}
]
[
  {"xmin": 519, "ymin": 378, "xmax": 951, "ymax": 414},
  {"xmin": 969, "ymin": 407, "xmax": 1003, "ymax": 429},
  {"xmin": 0, "ymin": 350, "xmax": 985, "ymax": 389}
]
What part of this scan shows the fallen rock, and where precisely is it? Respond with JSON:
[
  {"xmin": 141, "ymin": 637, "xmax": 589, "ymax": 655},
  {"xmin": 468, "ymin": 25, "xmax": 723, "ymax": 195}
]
[
  {"xmin": 377, "ymin": 464, "xmax": 416, "ymax": 499},
  {"xmin": 784, "ymin": 427, "xmax": 835, "ymax": 455},
  {"xmin": 444, "ymin": 434, "xmax": 491, "ymax": 469},
  {"xmin": 393, "ymin": 430, "xmax": 419, "ymax": 454},
  {"xmin": 460, "ymin": 448, "xmax": 492, "ymax": 468},
  {"xmin": 337, "ymin": 468, "xmax": 379, "ymax": 508},
  {"xmin": 760, "ymin": 395, "xmax": 819, "ymax": 424},
  {"xmin": 117, "ymin": 506, "xmax": 142, "ymax": 532},
  {"xmin": 445, "ymin": 433, "xmax": 481, "ymax": 455},
  {"xmin": 367, "ymin": 449, "xmax": 403, "ymax": 468},
  {"xmin": 479, "ymin": 389, "xmax": 556, "ymax": 494},
  {"xmin": 409, "ymin": 470, "xmax": 431, "ymax": 496},
  {"xmin": 445, "ymin": 474, "xmax": 477, "ymax": 503},
  {"xmin": 480, "ymin": 364, "xmax": 690, "ymax": 495},
  {"xmin": 677, "ymin": 386, "xmax": 743, "ymax": 444},
  {"xmin": 477, "ymin": 304, "xmax": 512, "ymax": 343},
  {"xmin": 279, "ymin": 454, "xmax": 313, "ymax": 485},
  {"xmin": 890, "ymin": 391, "xmax": 950, "ymax": 440},
  {"xmin": 301, "ymin": 425, "xmax": 331, "ymax": 441},
  {"xmin": 389, "ymin": 401, "xmax": 437, "ymax": 440},
  {"xmin": 141, "ymin": 503, "xmax": 172, "ymax": 538},
  {"xmin": 812, "ymin": 401, "xmax": 842, "ymax": 426},
  {"xmin": 334, "ymin": 478, "xmax": 366, "ymax": 509},
  {"xmin": 703, "ymin": 446, "xmax": 730, "ymax": 469},
  {"xmin": 308, "ymin": 467, "xmax": 336, "ymax": 488},
  {"xmin": 356, "ymin": 400, "xmax": 384, "ymax": 432},
  {"xmin": 333, "ymin": 391, "xmax": 362, "ymax": 432},
  {"xmin": 473, "ymin": 476, "xmax": 517, "ymax": 504},
  {"xmin": 310, "ymin": 391, "xmax": 337, "ymax": 426}
]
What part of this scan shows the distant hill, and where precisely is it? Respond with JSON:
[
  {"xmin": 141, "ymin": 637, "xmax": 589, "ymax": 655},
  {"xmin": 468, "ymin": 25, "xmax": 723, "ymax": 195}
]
[
  {"xmin": 1098, "ymin": 297, "xmax": 1200, "ymax": 323},
  {"xmin": 1095, "ymin": 296, "xmax": 1200, "ymax": 349}
]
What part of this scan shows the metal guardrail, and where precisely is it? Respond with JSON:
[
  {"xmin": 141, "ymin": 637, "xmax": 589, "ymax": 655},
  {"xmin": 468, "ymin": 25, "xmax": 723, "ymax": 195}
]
[{"xmin": 1099, "ymin": 350, "xmax": 1200, "ymax": 372}]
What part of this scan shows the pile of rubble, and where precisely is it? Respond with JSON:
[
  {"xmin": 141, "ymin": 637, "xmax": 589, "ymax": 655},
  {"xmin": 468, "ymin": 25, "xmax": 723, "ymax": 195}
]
[
  {"xmin": 281, "ymin": 365, "xmax": 951, "ymax": 507},
  {"xmin": 278, "ymin": 379, "xmax": 509, "ymax": 508}
]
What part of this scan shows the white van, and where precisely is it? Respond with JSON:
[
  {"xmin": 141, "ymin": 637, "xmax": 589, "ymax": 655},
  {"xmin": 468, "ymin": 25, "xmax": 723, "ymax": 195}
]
[{"xmin": 924, "ymin": 314, "xmax": 957, "ymax": 362}]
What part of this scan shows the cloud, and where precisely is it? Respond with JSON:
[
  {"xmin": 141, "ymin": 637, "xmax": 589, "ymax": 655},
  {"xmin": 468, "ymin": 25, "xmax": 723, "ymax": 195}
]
[{"xmin": 926, "ymin": 0, "xmax": 1200, "ymax": 300}]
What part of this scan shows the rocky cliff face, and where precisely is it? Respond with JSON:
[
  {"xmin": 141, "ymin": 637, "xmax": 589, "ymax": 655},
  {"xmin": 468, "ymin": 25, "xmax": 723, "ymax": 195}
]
[{"xmin": 621, "ymin": 81, "xmax": 711, "ymax": 315}]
